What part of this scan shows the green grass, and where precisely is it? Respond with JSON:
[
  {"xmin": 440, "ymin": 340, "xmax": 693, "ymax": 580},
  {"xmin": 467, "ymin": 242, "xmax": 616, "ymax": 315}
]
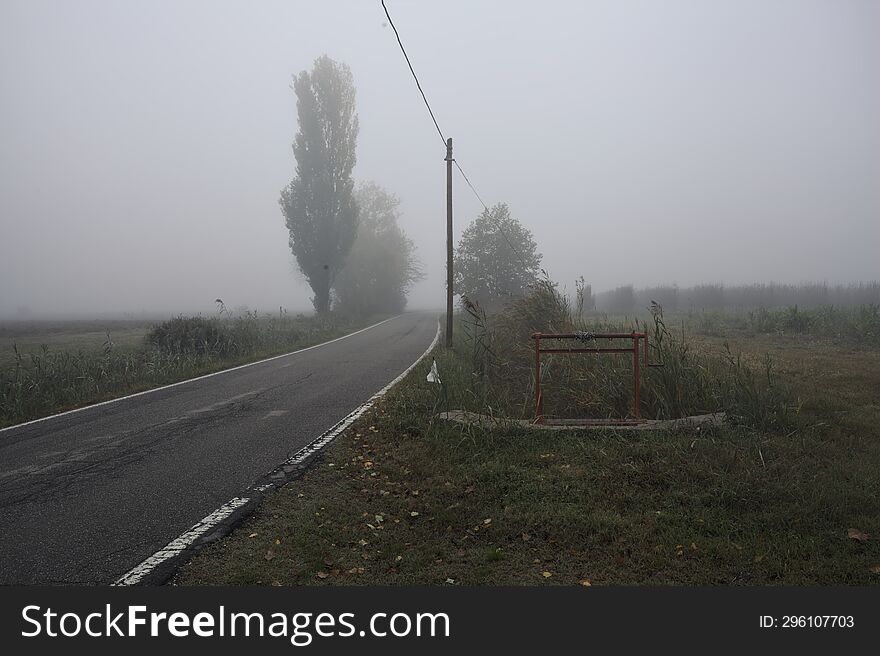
[
  {"xmin": 174, "ymin": 314, "xmax": 880, "ymax": 586},
  {"xmin": 685, "ymin": 305, "xmax": 880, "ymax": 345},
  {"xmin": 0, "ymin": 313, "xmax": 384, "ymax": 429},
  {"xmin": 0, "ymin": 320, "xmax": 152, "ymax": 370}
]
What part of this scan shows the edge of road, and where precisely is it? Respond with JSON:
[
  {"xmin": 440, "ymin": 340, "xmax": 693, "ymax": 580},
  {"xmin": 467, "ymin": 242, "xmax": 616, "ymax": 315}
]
[
  {"xmin": 114, "ymin": 317, "xmax": 441, "ymax": 586},
  {"xmin": 0, "ymin": 315, "xmax": 400, "ymax": 435}
]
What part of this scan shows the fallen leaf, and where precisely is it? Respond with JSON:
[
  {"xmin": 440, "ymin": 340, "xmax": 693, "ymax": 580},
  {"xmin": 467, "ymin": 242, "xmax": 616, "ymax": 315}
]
[
  {"xmin": 483, "ymin": 518, "xmax": 492, "ymax": 525},
  {"xmin": 848, "ymin": 528, "xmax": 869, "ymax": 542},
  {"xmin": 410, "ymin": 511, "xmax": 420, "ymax": 517},
  {"xmin": 248, "ymin": 533, "xmax": 258, "ymax": 539},
  {"xmin": 315, "ymin": 572, "xmax": 329, "ymax": 580},
  {"xmin": 580, "ymin": 579, "xmax": 592, "ymax": 587},
  {"xmin": 542, "ymin": 571, "xmax": 553, "ymax": 578},
  {"xmin": 521, "ymin": 533, "xmax": 531, "ymax": 542},
  {"xmin": 375, "ymin": 514, "xmax": 384, "ymax": 523},
  {"xmin": 275, "ymin": 538, "xmax": 282, "ymax": 545},
  {"xmin": 445, "ymin": 578, "xmax": 455, "ymax": 584},
  {"xmin": 264, "ymin": 549, "xmax": 274, "ymax": 561},
  {"xmin": 395, "ymin": 555, "xmax": 403, "ymax": 562}
]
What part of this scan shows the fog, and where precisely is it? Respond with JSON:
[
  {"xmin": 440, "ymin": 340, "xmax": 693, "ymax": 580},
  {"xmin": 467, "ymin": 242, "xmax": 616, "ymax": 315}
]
[{"xmin": 1, "ymin": 0, "xmax": 878, "ymax": 318}]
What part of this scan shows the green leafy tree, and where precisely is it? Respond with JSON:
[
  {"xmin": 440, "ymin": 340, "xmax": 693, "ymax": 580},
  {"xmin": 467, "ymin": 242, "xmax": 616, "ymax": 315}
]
[
  {"xmin": 333, "ymin": 183, "xmax": 423, "ymax": 315},
  {"xmin": 455, "ymin": 203, "xmax": 542, "ymax": 305},
  {"xmin": 280, "ymin": 55, "xmax": 359, "ymax": 313}
]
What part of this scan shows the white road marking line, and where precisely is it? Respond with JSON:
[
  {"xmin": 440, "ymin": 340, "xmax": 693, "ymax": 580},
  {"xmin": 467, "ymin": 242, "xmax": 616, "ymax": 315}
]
[
  {"xmin": 113, "ymin": 497, "xmax": 251, "ymax": 586},
  {"xmin": 0, "ymin": 315, "xmax": 400, "ymax": 434},
  {"xmin": 113, "ymin": 319, "xmax": 440, "ymax": 586}
]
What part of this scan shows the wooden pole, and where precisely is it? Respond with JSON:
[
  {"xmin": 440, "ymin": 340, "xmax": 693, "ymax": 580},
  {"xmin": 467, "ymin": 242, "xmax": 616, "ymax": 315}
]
[{"xmin": 445, "ymin": 137, "xmax": 453, "ymax": 348}]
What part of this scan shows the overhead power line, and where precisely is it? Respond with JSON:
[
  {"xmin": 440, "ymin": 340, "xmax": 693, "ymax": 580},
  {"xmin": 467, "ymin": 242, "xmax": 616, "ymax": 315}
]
[
  {"xmin": 453, "ymin": 160, "xmax": 488, "ymax": 211},
  {"xmin": 380, "ymin": 0, "xmax": 446, "ymax": 148},
  {"xmin": 381, "ymin": 0, "xmax": 489, "ymax": 212},
  {"xmin": 379, "ymin": 1, "xmax": 534, "ymax": 276}
]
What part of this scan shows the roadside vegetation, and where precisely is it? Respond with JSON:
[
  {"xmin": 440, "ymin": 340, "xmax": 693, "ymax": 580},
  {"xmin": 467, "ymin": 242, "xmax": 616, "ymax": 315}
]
[
  {"xmin": 175, "ymin": 285, "xmax": 880, "ymax": 585},
  {"xmin": 0, "ymin": 312, "xmax": 380, "ymax": 429},
  {"xmin": 453, "ymin": 281, "xmax": 793, "ymax": 429}
]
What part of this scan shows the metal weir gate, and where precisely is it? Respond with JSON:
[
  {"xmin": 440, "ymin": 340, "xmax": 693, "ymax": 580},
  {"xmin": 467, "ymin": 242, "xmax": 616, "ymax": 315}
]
[{"xmin": 531, "ymin": 331, "xmax": 663, "ymax": 426}]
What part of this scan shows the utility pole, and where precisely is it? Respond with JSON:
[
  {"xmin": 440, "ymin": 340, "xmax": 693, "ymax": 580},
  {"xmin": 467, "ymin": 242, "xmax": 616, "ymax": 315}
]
[{"xmin": 445, "ymin": 137, "xmax": 454, "ymax": 348}]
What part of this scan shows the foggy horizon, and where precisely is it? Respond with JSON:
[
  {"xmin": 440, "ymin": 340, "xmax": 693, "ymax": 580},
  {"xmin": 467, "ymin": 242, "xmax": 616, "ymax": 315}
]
[{"xmin": 2, "ymin": 0, "xmax": 878, "ymax": 319}]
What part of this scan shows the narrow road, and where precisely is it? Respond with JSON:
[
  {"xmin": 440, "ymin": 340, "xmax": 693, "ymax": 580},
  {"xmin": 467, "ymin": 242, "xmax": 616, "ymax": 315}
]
[{"xmin": 0, "ymin": 312, "xmax": 438, "ymax": 584}]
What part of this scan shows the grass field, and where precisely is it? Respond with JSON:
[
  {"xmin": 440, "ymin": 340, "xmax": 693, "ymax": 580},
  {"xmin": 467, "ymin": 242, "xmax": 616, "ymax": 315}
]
[
  {"xmin": 0, "ymin": 320, "xmax": 153, "ymax": 370},
  {"xmin": 174, "ymin": 303, "xmax": 880, "ymax": 586}
]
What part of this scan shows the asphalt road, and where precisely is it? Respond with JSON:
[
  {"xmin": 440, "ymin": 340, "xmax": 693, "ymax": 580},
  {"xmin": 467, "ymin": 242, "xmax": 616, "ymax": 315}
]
[{"xmin": 0, "ymin": 312, "xmax": 438, "ymax": 584}]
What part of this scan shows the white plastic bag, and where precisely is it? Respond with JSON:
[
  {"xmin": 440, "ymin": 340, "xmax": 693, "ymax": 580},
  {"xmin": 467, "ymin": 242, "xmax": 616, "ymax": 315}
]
[{"xmin": 426, "ymin": 358, "xmax": 441, "ymax": 384}]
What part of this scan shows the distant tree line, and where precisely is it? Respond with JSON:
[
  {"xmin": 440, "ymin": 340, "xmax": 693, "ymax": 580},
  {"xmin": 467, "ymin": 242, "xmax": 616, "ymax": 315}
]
[{"xmin": 594, "ymin": 282, "xmax": 880, "ymax": 314}]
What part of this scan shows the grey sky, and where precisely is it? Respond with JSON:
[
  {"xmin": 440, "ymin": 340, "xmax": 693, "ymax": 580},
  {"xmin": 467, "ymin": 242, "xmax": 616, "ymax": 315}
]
[{"xmin": 1, "ymin": 0, "xmax": 878, "ymax": 317}]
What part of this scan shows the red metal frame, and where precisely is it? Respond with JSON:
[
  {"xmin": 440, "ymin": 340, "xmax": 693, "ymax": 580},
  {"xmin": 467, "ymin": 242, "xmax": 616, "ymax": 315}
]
[{"xmin": 531, "ymin": 331, "xmax": 662, "ymax": 425}]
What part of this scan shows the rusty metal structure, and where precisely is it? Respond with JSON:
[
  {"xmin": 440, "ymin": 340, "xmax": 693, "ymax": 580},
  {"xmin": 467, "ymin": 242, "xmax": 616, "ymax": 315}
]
[{"xmin": 531, "ymin": 331, "xmax": 663, "ymax": 425}]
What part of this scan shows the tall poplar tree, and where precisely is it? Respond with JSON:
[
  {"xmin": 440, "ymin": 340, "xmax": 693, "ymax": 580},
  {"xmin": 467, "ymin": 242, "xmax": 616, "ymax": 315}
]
[{"xmin": 280, "ymin": 55, "xmax": 359, "ymax": 313}]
